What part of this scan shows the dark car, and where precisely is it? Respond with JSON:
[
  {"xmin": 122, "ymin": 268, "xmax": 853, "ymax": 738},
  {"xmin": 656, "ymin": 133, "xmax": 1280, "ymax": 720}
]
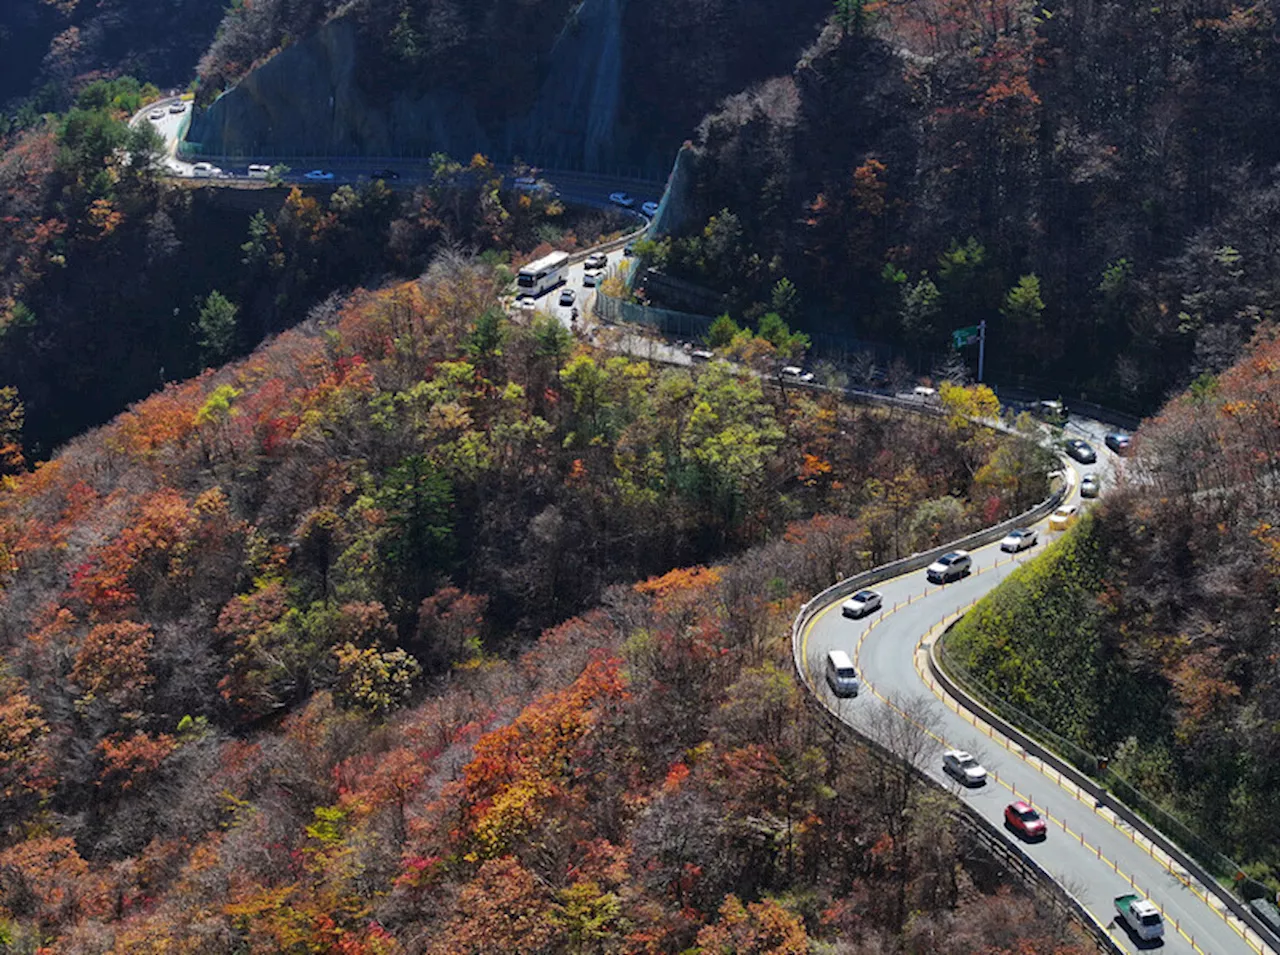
[
  {"xmin": 1065, "ymin": 438, "xmax": 1097, "ymax": 464},
  {"xmin": 370, "ymin": 168, "xmax": 400, "ymax": 180},
  {"xmin": 1104, "ymin": 432, "xmax": 1131, "ymax": 455},
  {"xmin": 1004, "ymin": 801, "xmax": 1047, "ymax": 840}
]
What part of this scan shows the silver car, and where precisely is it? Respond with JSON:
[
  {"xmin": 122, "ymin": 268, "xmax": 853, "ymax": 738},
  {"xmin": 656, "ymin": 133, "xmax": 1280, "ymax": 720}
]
[
  {"xmin": 926, "ymin": 550, "xmax": 971, "ymax": 584},
  {"xmin": 841, "ymin": 589, "xmax": 883, "ymax": 619},
  {"xmin": 943, "ymin": 749, "xmax": 987, "ymax": 786},
  {"xmin": 1080, "ymin": 474, "xmax": 1101, "ymax": 498}
]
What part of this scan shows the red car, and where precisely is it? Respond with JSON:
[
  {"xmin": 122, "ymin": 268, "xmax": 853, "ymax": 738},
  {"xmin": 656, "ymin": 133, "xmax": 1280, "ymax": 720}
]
[{"xmin": 1004, "ymin": 801, "xmax": 1047, "ymax": 840}]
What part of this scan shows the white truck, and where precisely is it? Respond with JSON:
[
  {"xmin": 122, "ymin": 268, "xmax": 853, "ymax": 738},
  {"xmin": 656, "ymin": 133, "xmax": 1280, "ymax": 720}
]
[{"xmin": 1114, "ymin": 893, "xmax": 1164, "ymax": 941}]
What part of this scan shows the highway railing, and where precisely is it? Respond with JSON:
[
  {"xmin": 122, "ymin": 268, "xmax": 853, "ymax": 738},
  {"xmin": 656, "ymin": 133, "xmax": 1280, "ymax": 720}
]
[
  {"xmin": 930, "ymin": 632, "xmax": 1280, "ymax": 954},
  {"xmin": 797, "ymin": 682, "xmax": 1122, "ymax": 954}
]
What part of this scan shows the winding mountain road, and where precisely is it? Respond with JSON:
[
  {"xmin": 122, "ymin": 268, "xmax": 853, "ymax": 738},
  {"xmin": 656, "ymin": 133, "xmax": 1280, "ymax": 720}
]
[
  {"xmin": 129, "ymin": 89, "xmax": 1271, "ymax": 955},
  {"xmin": 798, "ymin": 423, "xmax": 1273, "ymax": 955}
]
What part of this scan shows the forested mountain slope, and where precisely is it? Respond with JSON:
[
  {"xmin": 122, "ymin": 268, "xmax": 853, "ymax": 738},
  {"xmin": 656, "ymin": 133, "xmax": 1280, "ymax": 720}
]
[
  {"xmin": 0, "ymin": 0, "xmax": 222, "ymax": 113},
  {"xmin": 0, "ymin": 77, "xmax": 626, "ymax": 458},
  {"xmin": 662, "ymin": 1, "xmax": 1280, "ymax": 411},
  {"xmin": 946, "ymin": 327, "xmax": 1280, "ymax": 884},
  {"xmin": 0, "ymin": 260, "xmax": 1071, "ymax": 950}
]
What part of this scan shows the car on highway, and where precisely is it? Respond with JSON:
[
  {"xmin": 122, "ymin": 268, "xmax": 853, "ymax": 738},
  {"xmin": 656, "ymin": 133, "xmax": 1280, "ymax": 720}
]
[
  {"xmin": 1104, "ymin": 432, "xmax": 1131, "ymax": 455},
  {"xmin": 583, "ymin": 252, "xmax": 608, "ymax": 270},
  {"xmin": 824, "ymin": 650, "xmax": 860, "ymax": 698},
  {"xmin": 1004, "ymin": 801, "xmax": 1047, "ymax": 840},
  {"xmin": 514, "ymin": 296, "xmax": 537, "ymax": 313},
  {"xmin": 1064, "ymin": 438, "xmax": 1096, "ymax": 463},
  {"xmin": 841, "ymin": 589, "xmax": 883, "ymax": 619},
  {"xmin": 780, "ymin": 365, "xmax": 815, "ymax": 383},
  {"xmin": 943, "ymin": 749, "xmax": 987, "ymax": 786},
  {"xmin": 168, "ymin": 101, "xmax": 187, "ymax": 114},
  {"xmin": 583, "ymin": 269, "xmax": 604, "ymax": 287},
  {"xmin": 147, "ymin": 108, "xmax": 166, "ymax": 121},
  {"xmin": 912, "ymin": 385, "xmax": 938, "ymax": 401},
  {"xmin": 1115, "ymin": 894, "xmax": 1164, "ymax": 941},
  {"xmin": 304, "ymin": 169, "xmax": 335, "ymax": 181},
  {"xmin": 1031, "ymin": 399, "xmax": 1067, "ymax": 423},
  {"xmin": 926, "ymin": 550, "xmax": 972, "ymax": 584},
  {"xmin": 609, "ymin": 191, "xmax": 636, "ymax": 208},
  {"xmin": 191, "ymin": 162, "xmax": 224, "ymax": 179},
  {"xmin": 559, "ymin": 288, "xmax": 576, "ymax": 307},
  {"xmin": 370, "ymin": 168, "xmax": 400, "ymax": 180},
  {"xmin": 1080, "ymin": 474, "xmax": 1100, "ymax": 498},
  {"xmin": 641, "ymin": 200, "xmax": 659, "ymax": 216},
  {"xmin": 690, "ymin": 348, "xmax": 714, "ymax": 362},
  {"xmin": 999, "ymin": 528, "xmax": 1038, "ymax": 553},
  {"xmin": 1048, "ymin": 504, "xmax": 1079, "ymax": 531}
]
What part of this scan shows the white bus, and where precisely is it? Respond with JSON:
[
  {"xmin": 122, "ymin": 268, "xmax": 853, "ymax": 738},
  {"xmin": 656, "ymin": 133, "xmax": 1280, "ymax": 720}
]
[{"xmin": 517, "ymin": 250, "xmax": 570, "ymax": 298}]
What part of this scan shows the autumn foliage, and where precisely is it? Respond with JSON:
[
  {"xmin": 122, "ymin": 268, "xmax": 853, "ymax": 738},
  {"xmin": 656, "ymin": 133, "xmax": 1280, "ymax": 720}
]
[
  {"xmin": 949, "ymin": 327, "xmax": 1280, "ymax": 876},
  {"xmin": 0, "ymin": 249, "xmax": 1069, "ymax": 950}
]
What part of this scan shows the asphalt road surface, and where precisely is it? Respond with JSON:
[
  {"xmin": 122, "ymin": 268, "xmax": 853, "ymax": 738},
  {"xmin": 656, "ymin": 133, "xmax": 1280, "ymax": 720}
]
[{"xmin": 800, "ymin": 430, "xmax": 1272, "ymax": 955}]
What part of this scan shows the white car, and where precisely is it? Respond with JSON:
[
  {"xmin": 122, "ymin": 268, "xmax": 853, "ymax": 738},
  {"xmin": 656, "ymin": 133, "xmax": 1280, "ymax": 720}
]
[
  {"xmin": 641, "ymin": 200, "xmax": 659, "ymax": 216},
  {"xmin": 148, "ymin": 108, "xmax": 166, "ymax": 121},
  {"xmin": 304, "ymin": 169, "xmax": 335, "ymax": 181},
  {"xmin": 841, "ymin": 589, "xmax": 883, "ymax": 619},
  {"xmin": 191, "ymin": 162, "xmax": 216, "ymax": 178},
  {"xmin": 583, "ymin": 269, "xmax": 604, "ymax": 287},
  {"xmin": 780, "ymin": 366, "xmax": 815, "ymax": 383},
  {"xmin": 583, "ymin": 252, "xmax": 608, "ymax": 270},
  {"xmin": 608, "ymin": 191, "xmax": 635, "ymax": 208},
  {"xmin": 559, "ymin": 288, "xmax": 576, "ymax": 306},
  {"xmin": 912, "ymin": 385, "xmax": 938, "ymax": 401},
  {"xmin": 943, "ymin": 749, "xmax": 987, "ymax": 786},
  {"xmin": 690, "ymin": 348, "xmax": 714, "ymax": 362},
  {"xmin": 514, "ymin": 296, "xmax": 537, "ymax": 312},
  {"xmin": 168, "ymin": 101, "xmax": 187, "ymax": 114},
  {"xmin": 1000, "ymin": 528, "xmax": 1038, "ymax": 553},
  {"xmin": 1049, "ymin": 504, "xmax": 1079, "ymax": 532}
]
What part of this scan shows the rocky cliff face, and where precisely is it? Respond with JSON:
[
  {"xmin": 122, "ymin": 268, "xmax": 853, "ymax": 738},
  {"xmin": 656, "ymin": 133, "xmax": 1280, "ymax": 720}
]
[
  {"xmin": 188, "ymin": 0, "xmax": 650, "ymax": 174},
  {"xmin": 186, "ymin": 0, "xmax": 833, "ymax": 178}
]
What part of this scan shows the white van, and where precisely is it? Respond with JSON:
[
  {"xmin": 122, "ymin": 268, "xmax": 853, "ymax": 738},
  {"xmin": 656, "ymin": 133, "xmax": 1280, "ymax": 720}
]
[
  {"xmin": 825, "ymin": 650, "xmax": 860, "ymax": 698},
  {"xmin": 247, "ymin": 164, "xmax": 270, "ymax": 179}
]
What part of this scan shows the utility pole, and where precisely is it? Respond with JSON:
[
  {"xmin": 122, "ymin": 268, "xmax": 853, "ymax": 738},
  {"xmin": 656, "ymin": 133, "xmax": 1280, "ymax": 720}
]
[{"xmin": 978, "ymin": 320, "xmax": 986, "ymax": 383}]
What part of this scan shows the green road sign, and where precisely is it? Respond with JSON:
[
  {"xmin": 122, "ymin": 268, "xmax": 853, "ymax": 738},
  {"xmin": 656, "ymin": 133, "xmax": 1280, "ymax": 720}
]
[{"xmin": 952, "ymin": 325, "xmax": 980, "ymax": 348}]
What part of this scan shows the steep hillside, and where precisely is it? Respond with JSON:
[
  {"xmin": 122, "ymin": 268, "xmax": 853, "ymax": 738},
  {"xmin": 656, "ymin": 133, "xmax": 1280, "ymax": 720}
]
[
  {"xmin": 945, "ymin": 327, "xmax": 1280, "ymax": 882},
  {"xmin": 0, "ymin": 0, "xmax": 223, "ymax": 112},
  {"xmin": 0, "ymin": 264, "xmax": 1073, "ymax": 950},
  {"xmin": 187, "ymin": 0, "xmax": 832, "ymax": 175},
  {"xmin": 659, "ymin": 1, "xmax": 1280, "ymax": 411},
  {"xmin": 0, "ymin": 80, "xmax": 624, "ymax": 457}
]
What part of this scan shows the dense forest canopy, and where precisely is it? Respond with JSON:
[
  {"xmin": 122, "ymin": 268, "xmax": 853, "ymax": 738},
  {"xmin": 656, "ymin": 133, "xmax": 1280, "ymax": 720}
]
[
  {"xmin": 0, "ymin": 0, "xmax": 223, "ymax": 113},
  {"xmin": 654, "ymin": 0, "xmax": 1280, "ymax": 412},
  {"xmin": 946, "ymin": 327, "xmax": 1280, "ymax": 883},
  {"xmin": 0, "ymin": 76, "xmax": 629, "ymax": 457},
  {"xmin": 0, "ymin": 259, "xmax": 1070, "ymax": 951}
]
